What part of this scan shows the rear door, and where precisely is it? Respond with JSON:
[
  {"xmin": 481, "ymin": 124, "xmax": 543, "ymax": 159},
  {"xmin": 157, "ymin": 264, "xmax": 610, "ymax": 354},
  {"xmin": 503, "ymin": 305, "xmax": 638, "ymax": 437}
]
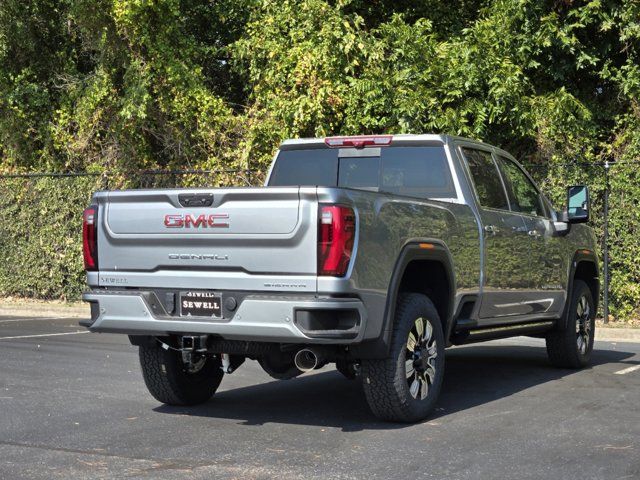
[{"xmin": 460, "ymin": 147, "xmax": 529, "ymax": 320}]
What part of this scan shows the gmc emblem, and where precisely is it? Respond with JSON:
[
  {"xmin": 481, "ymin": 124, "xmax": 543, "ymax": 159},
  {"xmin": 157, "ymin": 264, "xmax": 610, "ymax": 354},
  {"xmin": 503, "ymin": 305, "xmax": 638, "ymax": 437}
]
[{"xmin": 164, "ymin": 213, "xmax": 229, "ymax": 228}]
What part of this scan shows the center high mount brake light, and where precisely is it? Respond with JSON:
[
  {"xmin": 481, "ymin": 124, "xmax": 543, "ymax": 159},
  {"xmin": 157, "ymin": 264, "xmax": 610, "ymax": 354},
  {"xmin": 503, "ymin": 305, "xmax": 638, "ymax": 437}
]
[{"xmin": 324, "ymin": 135, "xmax": 393, "ymax": 149}]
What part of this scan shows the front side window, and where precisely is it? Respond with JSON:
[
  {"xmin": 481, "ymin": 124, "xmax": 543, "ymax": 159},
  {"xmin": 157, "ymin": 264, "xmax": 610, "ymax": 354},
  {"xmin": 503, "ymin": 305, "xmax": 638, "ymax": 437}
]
[
  {"xmin": 462, "ymin": 148, "xmax": 509, "ymax": 210},
  {"xmin": 496, "ymin": 156, "xmax": 546, "ymax": 217}
]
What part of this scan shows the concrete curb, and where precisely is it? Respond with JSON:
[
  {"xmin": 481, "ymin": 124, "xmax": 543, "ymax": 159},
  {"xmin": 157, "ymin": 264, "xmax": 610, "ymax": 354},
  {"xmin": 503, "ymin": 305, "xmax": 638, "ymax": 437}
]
[
  {"xmin": 595, "ymin": 327, "xmax": 640, "ymax": 343},
  {"xmin": 0, "ymin": 302, "xmax": 88, "ymax": 319}
]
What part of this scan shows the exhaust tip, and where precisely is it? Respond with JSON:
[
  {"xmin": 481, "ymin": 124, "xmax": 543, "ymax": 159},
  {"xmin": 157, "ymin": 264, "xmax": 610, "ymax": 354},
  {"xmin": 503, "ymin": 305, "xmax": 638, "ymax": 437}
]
[{"xmin": 294, "ymin": 349, "xmax": 319, "ymax": 372}]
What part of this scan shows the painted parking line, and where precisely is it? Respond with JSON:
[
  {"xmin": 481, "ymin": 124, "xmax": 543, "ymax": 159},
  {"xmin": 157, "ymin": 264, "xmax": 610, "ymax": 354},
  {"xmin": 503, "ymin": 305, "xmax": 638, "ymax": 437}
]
[
  {"xmin": 0, "ymin": 331, "xmax": 89, "ymax": 340},
  {"xmin": 0, "ymin": 317, "xmax": 71, "ymax": 323},
  {"xmin": 614, "ymin": 365, "xmax": 640, "ymax": 375}
]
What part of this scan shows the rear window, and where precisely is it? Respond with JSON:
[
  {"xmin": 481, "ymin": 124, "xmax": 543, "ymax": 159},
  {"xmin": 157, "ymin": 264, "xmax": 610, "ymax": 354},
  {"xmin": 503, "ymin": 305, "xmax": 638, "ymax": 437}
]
[{"xmin": 268, "ymin": 146, "xmax": 456, "ymax": 199}]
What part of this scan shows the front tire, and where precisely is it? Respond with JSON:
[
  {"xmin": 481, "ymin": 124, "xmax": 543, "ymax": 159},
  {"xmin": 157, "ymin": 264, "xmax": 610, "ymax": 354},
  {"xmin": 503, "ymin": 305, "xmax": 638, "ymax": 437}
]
[
  {"xmin": 139, "ymin": 341, "xmax": 224, "ymax": 405},
  {"xmin": 546, "ymin": 279, "xmax": 595, "ymax": 368},
  {"xmin": 361, "ymin": 294, "xmax": 445, "ymax": 422}
]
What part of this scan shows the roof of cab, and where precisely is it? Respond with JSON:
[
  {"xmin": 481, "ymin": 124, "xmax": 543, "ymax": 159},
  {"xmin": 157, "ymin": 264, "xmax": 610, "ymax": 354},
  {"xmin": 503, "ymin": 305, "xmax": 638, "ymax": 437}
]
[{"xmin": 279, "ymin": 134, "xmax": 487, "ymax": 150}]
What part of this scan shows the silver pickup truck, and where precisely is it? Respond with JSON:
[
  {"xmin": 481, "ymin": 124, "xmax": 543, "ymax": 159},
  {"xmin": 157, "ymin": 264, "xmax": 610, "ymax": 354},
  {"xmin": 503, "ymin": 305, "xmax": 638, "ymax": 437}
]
[{"xmin": 81, "ymin": 134, "xmax": 599, "ymax": 422}]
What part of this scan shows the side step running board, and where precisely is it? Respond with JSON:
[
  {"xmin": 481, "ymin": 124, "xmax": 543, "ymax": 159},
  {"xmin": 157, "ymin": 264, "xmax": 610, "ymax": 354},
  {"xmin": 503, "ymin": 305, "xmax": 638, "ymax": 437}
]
[{"xmin": 450, "ymin": 320, "xmax": 555, "ymax": 345}]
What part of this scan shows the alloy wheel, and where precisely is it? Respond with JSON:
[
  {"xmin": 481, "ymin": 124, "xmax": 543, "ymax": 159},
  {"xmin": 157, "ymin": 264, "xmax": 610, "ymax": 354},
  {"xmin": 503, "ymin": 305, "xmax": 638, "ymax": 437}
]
[
  {"xmin": 575, "ymin": 295, "xmax": 592, "ymax": 355},
  {"xmin": 405, "ymin": 317, "xmax": 438, "ymax": 400}
]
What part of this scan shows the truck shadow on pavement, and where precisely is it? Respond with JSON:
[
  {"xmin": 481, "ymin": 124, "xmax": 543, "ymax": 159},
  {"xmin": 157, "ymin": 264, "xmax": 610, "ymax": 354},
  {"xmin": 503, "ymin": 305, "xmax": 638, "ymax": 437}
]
[{"xmin": 154, "ymin": 343, "xmax": 635, "ymax": 432}]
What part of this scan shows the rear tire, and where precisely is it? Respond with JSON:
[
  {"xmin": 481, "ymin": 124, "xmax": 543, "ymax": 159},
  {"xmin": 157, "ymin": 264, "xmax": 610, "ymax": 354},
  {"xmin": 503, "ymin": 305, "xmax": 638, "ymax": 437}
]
[
  {"xmin": 361, "ymin": 294, "xmax": 445, "ymax": 422},
  {"xmin": 546, "ymin": 279, "xmax": 595, "ymax": 368},
  {"xmin": 139, "ymin": 341, "xmax": 224, "ymax": 405}
]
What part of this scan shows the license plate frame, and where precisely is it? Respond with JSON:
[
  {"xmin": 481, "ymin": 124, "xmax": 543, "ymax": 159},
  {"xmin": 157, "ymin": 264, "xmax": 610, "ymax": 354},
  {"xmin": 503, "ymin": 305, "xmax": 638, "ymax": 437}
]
[{"xmin": 179, "ymin": 291, "xmax": 222, "ymax": 318}]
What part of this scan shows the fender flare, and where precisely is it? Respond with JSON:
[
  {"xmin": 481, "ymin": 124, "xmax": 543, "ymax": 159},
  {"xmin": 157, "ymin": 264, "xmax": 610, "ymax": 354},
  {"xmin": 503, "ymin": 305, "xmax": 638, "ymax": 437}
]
[
  {"xmin": 559, "ymin": 249, "xmax": 600, "ymax": 330},
  {"xmin": 353, "ymin": 240, "xmax": 456, "ymax": 359}
]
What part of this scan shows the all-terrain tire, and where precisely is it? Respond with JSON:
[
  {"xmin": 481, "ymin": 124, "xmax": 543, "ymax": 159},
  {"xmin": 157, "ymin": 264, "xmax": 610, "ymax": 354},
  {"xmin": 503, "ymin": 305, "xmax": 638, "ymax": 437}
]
[
  {"xmin": 139, "ymin": 341, "xmax": 224, "ymax": 405},
  {"xmin": 361, "ymin": 293, "xmax": 445, "ymax": 422},
  {"xmin": 546, "ymin": 279, "xmax": 595, "ymax": 368}
]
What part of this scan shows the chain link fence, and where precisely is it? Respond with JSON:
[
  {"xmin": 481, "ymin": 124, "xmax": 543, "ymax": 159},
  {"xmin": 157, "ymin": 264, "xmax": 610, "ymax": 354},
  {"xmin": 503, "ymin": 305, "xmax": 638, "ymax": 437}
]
[{"xmin": 0, "ymin": 168, "xmax": 261, "ymax": 189}]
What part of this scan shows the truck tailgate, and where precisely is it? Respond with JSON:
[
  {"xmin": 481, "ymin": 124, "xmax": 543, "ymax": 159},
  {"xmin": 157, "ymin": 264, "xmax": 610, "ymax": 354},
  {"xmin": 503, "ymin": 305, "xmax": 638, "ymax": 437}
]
[{"xmin": 94, "ymin": 187, "xmax": 319, "ymax": 292}]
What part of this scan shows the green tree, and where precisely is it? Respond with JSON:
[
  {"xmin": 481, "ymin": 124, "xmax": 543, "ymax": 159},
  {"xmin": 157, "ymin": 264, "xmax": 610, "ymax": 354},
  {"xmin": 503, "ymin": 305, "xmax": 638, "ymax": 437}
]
[{"xmin": 0, "ymin": 0, "xmax": 639, "ymax": 319}]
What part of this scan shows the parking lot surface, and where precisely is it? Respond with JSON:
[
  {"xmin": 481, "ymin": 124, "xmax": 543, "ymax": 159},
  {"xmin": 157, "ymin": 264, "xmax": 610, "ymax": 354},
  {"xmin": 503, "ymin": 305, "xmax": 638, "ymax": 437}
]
[{"xmin": 0, "ymin": 316, "xmax": 638, "ymax": 479}]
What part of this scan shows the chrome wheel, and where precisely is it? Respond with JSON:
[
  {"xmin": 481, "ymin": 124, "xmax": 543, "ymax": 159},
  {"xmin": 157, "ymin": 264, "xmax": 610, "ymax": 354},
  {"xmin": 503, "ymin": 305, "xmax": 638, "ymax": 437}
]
[
  {"xmin": 575, "ymin": 294, "xmax": 592, "ymax": 355},
  {"xmin": 405, "ymin": 317, "xmax": 437, "ymax": 400}
]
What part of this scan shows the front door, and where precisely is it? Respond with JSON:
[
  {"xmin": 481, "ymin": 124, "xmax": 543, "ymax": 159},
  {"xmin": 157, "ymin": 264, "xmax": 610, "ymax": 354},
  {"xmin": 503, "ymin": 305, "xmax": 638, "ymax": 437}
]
[{"xmin": 494, "ymin": 155, "xmax": 564, "ymax": 315}]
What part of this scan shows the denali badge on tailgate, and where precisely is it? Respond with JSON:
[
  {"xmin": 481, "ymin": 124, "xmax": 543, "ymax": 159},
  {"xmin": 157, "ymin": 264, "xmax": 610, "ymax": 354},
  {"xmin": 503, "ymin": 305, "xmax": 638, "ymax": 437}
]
[{"xmin": 164, "ymin": 213, "xmax": 229, "ymax": 228}]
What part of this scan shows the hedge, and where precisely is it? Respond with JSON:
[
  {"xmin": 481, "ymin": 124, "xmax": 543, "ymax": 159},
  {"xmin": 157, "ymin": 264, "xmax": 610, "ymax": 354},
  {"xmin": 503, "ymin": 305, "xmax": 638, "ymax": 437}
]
[
  {"xmin": 0, "ymin": 171, "xmax": 262, "ymax": 301},
  {"xmin": 0, "ymin": 176, "xmax": 100, "ymax": 300}
]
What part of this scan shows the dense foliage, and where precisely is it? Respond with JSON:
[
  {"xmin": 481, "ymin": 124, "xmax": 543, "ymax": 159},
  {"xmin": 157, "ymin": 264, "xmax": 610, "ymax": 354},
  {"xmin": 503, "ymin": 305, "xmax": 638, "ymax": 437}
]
[
  {"xmin": 0, "ymin": 0, "xmax": 638, "ymax": 319},
  {"xmin": 0, "ymin": 177, "xmax": 100, "ymax": 299}
]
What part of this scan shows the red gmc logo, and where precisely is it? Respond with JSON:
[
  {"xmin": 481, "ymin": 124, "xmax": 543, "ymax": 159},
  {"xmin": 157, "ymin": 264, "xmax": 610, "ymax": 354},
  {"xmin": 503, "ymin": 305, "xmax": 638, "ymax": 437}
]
[{"xmin": 164, "ymin": 213, "xmax": 229, "ymax": 228}]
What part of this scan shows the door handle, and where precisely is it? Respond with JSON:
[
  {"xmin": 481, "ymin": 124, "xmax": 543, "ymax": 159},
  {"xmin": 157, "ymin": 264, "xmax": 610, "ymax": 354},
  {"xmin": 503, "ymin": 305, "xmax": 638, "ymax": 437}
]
[{"xmin": 484, "ymin": 225, "xmax": 500, "ymax": 235}]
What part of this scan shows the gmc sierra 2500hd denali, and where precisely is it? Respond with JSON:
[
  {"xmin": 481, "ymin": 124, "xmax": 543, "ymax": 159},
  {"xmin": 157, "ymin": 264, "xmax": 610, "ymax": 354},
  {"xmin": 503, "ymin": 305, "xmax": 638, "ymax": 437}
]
[{"xmin": 81, "ymin": 134, "xmax": 599, "ymax": 422}]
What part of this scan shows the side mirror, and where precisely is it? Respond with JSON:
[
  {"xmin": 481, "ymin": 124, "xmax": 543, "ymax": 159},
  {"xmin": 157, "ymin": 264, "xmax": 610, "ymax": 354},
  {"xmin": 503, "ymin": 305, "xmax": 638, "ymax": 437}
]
[{"xmin": 567, "ymin": 185, "xmax": 589, "ymax": 224}]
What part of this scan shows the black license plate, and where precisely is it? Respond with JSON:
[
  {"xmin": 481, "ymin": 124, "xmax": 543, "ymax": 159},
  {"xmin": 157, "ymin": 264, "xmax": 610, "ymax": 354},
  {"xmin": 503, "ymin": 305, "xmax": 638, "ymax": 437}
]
[{"xmin": 179, "ymin": 291, "xmax": 222, "ymax": 318}]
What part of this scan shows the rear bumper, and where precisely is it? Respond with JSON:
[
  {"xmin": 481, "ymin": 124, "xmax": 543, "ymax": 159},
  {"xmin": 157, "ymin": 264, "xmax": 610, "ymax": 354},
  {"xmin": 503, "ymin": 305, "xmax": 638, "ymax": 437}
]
[{"xmin": 81, "ymin": 290, "xmax": 367, "ymax": 344}]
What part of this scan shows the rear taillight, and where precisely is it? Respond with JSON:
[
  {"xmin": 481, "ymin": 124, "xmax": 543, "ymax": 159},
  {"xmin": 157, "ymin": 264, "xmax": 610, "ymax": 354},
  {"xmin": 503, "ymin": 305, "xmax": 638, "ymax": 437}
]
[
  {"xmin": 83, "ymin": 207, "xmax": 98, "ymax": 271},
  {"xmin": 318, "ymin": 205, "xmax": 356, "ymax": 276}
]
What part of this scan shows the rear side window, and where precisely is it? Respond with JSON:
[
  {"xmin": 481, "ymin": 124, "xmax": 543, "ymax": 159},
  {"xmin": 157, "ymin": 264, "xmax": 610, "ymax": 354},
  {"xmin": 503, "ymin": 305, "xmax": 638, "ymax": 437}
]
[
  {"xmin": 462, "ymin": 148, "xmax": 509, "ymax": 210},
  {"xmin": 269, "ymin": 146, "xmax": 456, "ymax": 200}
]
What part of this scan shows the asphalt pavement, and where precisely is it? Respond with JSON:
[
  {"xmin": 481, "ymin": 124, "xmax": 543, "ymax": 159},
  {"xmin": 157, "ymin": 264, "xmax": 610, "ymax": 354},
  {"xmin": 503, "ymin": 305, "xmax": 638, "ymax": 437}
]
[{"xmin": 0, "ymin": 316, "xmax": 638, "ymax": 480}]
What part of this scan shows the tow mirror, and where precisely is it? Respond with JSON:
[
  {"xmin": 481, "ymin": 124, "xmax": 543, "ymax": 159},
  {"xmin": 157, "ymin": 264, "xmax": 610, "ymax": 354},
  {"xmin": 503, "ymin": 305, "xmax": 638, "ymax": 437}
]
[{"xmin": 567, "ymin": 185, "xmax": 589, "ymax": 224}]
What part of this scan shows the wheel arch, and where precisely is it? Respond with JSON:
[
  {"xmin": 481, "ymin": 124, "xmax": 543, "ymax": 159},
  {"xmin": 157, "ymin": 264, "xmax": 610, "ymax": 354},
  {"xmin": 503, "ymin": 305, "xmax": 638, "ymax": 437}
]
[
  {"xmin": 560, "ymin": 249, "xmax": 600, "ymax": 329},
  {"xmin": 353, "ymin": 241, "xmax": 456, "ymax": 359}
]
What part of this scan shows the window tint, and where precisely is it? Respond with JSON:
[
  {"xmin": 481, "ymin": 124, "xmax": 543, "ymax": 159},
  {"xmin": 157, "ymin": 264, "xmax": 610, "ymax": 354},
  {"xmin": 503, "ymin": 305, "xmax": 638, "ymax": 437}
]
[
  {"xmin": 338, "ymin": 156, "xmax": 380, "ymax": 188},
  {"xmin": 496, "ymin": 156, "xmax": 546, "ymax": 217},
  {"xmin": 378, "ymin": 147, "xmax": 455, "ymax": 198},
  {"xmin": 462, "ymin": 148, "xmax": 509, "ymax": 210},
  {"xmin": 270, "ymin": 146, "xmax": 456, "ymax": 199},
  {"xmin": 269, "ymin": 149, "xmax": 338, "ymax": 186}
]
